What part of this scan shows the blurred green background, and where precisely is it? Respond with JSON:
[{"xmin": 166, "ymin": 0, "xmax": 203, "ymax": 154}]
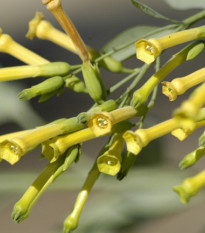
[{"xmin": 1, "ymin": 1, "xmax": 205, "ymax": 233}]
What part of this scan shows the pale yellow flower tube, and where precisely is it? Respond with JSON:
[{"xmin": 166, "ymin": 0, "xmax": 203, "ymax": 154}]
[
  {"xmin": 123, "ymin": 118, "xmax": 178, "ymax": 155},
  {"xmin": 162, "ymin": 67, "xmax": 205, "ymax": 101},
  {"xmin": 136, "ymin": 25, "xmax": 205, "ymax": 64},
  {"xmin": 0, "ymin": 29, "xmax": 49, "ymax": 65}
]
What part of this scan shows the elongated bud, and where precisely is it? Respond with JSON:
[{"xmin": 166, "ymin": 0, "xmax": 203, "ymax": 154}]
[
  {"xmin": 0, "ymin": 62, "xmax": 70, "ymax": 82},
  {"xmin": 179, "ymin": 146, "xmax": 205, "ymax": 170},
  {"xmin": 81, "ymin": 61, "xmax": 107, "ymax": 103},
  {"xmin": 174, "ymin": 170, "xmax": 205, "ymax": 203},
  {"xmin": 18, "ymin": 76, "xmax": 64, "ymax": 100},
  {"xmin": 97, "ymin": 134, "xmax": 124, "ymax": 176},
  {"xmin": 0, "ymin": 29, "xmax": 48, "ymax": 65},
  {"xmin": 64, "ymin": 75, "xmax": 87, "ymax": 93}
]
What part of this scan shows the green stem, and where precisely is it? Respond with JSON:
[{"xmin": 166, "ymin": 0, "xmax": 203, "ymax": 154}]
[
  {"xmin": 108, "ymin": 69, "xmax": 140, "ymax": 94},
  {"xmin": 183, "ymin": 10, "xmax": 205, "ymax": 26}
]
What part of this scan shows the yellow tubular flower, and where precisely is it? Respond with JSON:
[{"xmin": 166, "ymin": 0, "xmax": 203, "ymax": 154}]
[
  {"xmin": 171, "ymin": 119, "xmax": 205, "ymax": 141},
  {"xmin": 0, "ymin": 29, "xmax": 49, "ymax": 65},
  {"xmin": 174, "ymin": 82, "xmax": 205, "ymax": 130},
  {"xmin": 174, "ymin": 170, "xmax": 205, "ymax": 203},
  {"xmin": 26, "ymin": 12, "xmax": 78, "ymax": 54},
  {"xmin": 88, "ymin": 106, "xmax": 137, "ymax": 136},
  {"xmin": 42, "ymin": 0, "xmax": 89, "ymax": 62},
  {"xmin": 0, "ymin": 62, "xmax": 70, "ymax": 82},
  {"xmin": 0, "ymin": 118, "xmax": 85, "ymax": 164},
  {"xmin": 12, "ymin": 145, "xmax": 80, "ymax": 223},
  {"xmin": 136, "ymin": 25, "xmax": 205, "ymax": 64},
  {"xmin": 63, "ymin": 162, "xmax": 100, "ymax": 233},
  {"xmin": 97, "ymin": 134, "xmax": 124, "ymax": 176},
  {"xmin": 42, "ymin": 128, "xmax": 96, "ymax": 162},
  {"xmin": 162, "ymin": 67, "xmax": 205, "ymax": 101},
  {"xmin": 123, "ymin": 118, "xmax": 178, "ymax": 155},
  {"xmin": 0, "ymin": 130, "xmax": 31, "ymax": 143},
  {"xmin": 131, "ymin": 41, "xmax": 204, "ymax": 108}
]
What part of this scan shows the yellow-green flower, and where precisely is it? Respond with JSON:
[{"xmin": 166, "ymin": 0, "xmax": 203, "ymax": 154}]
[
  {"xmin": 174, "ymin": 170, "xmax": 205, "ymax": 203},
  {"xmin": 42, "ymin": 128, "xmax": 96, "ymax": 162},
  {"xmin": 88, "ymin": 106, "xmax": 137, "ymax": 136},
  {"xmin": 123, "ymin": 118, "xmax": 178, "ymax": 155},
  {"xmin": 63, "ymin": 162, "xmax": 100, "ymax": 233},
  {"xmin": 0, "ymin": 28, "xmax": 48, "ymax": 65},
  {"xmin": 174, "ymin": 82, "xmax": 205, "ymax": 130},
  {"xmin": 162, "ymin": 67, "xmax": 205, "ymax": 101},
  {"xmin": 131, "ymin": 41, "xmax": 204, "ymax": 108},
  {"xmin": 136, "ymin": 25, "xmax": 205, "ymax": 64},
  {"xmin": 97, "ymin": 134, "xmax": 124, "ymax": 176},
  {"xmin": 0, "ymin": 62, "xmax": 70, "ymax": 82},
  {"xmin": 12, "ymin": 145, "xmax": 80, "ymax": 223}
]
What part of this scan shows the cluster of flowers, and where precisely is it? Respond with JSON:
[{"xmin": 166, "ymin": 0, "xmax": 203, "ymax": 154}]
[{"xmin": 1, "ymin": 0, "xmax": 205, "ymax": 232}]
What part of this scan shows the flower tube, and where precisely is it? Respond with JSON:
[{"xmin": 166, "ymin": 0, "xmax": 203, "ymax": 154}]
[
  {"xmin": 162, "ymin": 67, "xmax": 205, "ymax": 101},
  {"xmin": 136, "ymin": 25, "xmax": 205, "ymax": 64},
  {"xmin": 12, "ymin": 145, "xmax": 80, "ymax": 223},
  {"xmin": 0, "ymin": 29, "xmax": 48, "ymax": 65},
  {"xmin": 97, "ymin": 134, "xmax": 124, "ymax": 176},
  {"xmin": 123, "ymin": 118, "xmax": 178, "ymax": 155},
  {"xmin": 174, "ymin": 170, "xmax": 205, "ymax": 203}
]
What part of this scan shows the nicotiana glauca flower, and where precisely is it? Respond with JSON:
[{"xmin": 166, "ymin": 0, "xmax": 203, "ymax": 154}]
[
  {"xmin": 63, "ymin": 162, "xmax": 100, "ymax": 233},
  {"xmin": 64, "ymin": 75, "xmax": 87, "ymax": 94},
  {"xmin": 97, "ymin": 133, "xmax": 124, "ymax": 176},
  {"xmin": 172, "ymin": 119, "xmax": 205, "ymax": 141},
  {"xmin": 12, "ymin": 145, "xmax": 80, "ymax": 223},
  {"xmin": 136, "ymin": 25, "xmax": 205, "ymax": 64},
  {"xmin": 174, "ymin": 170, "xmax": 205, "ymax": 204},
  {"xmin": 0, "ymin": 118, "xmax": 85, "ymax": 164},
  {"xmin": 88, "ymin": 106, "xmax": 137, "ymax": 136},
  {"xmin": 162, "ymin": 66, "xmax": 205, "ymax": 101},
  {"xmin": 27, "ymin": 12, "xmax": 78, "ymax": 54},
  {"xmin": 0, "ymin": 62, "xmax": 71, "ymax": 82},
  {"xmin": 174, "ymin": 82, "xmax": 205, "ymax": 130},
  {"xmin": 131, "ymin": 41, "xmax": 204, "ymax": 108},
  {"xmin": 123, "ymin": 118, "xmax": 179, "ymax": 155},
  {"xmin": 0, "ymin": 28, "xmax": 49, "ymax": 65},
  {"xmin": 179, "ymin": 146, "xmax": 205, "ymax": 170}
]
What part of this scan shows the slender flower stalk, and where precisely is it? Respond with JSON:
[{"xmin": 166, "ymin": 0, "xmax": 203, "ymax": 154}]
[
  {"xmin": 12, "ymin": 145, "xmax": 80, "ymax": 223},
  {"xmin": 63, "ymin": 162, "xmax": 100, "ymax": 233},
  {"xmin": 162, "ymin": 67, "xmax": 205, "ymax": 101},
  {"xmin": 0, "ymin": 29, "xmax": 49, "ymax": 65},
  {"xmin": 0, "ymin": 62, "xmax": 70, "ymax": 82},
  {"xmin": 131, "ymin": 41, "xmax": 205, "ymax": 108},
  {"xmin": 0, "ymin": 118, "xmax": 85, "ymax": 164},
  {"xmin": 136, "ymin": 25, "xmax": 205, "ymax": 64},
  {"xmin": 174, "ymin": 82, "xmax": 205, "ymax": 130},
  {"xmin": 42, "ymin": 0, "xmax": 89, "ymax": 62},
  {"xmin": 123, "ymin": 118, "xmax": 179, "ymax": 155},
  {"xmin": 174, "ymin": 170, "xmax": 205, "ymax": 203},
  {"xmin": 179, "ymin": 146, "xmax": 205, "ymax": 170},
  {"xmin": 88, "ymin": 106, "xmax": 137, "ymax": 136},
  {"xmin": 97, "ymin": 134, "xmax": 124, "ymax": 176}
]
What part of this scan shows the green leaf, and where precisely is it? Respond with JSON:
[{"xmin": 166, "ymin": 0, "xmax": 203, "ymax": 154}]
[
  {"xmin": 102, "ymin": 25, "xmax": 177, "ymax": 61},
  {"xmin": 164, "ymin": 0, "xmax": 205, "ymax": 10},
  {"xmin": 131, "ymin": 0, "xmax": 180, "ymax": 23}
]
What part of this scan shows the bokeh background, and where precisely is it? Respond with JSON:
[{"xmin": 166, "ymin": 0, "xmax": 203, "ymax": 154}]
[{"xmin": 1, "ymin": 0, "xmax": 205, "ymax": 233}]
